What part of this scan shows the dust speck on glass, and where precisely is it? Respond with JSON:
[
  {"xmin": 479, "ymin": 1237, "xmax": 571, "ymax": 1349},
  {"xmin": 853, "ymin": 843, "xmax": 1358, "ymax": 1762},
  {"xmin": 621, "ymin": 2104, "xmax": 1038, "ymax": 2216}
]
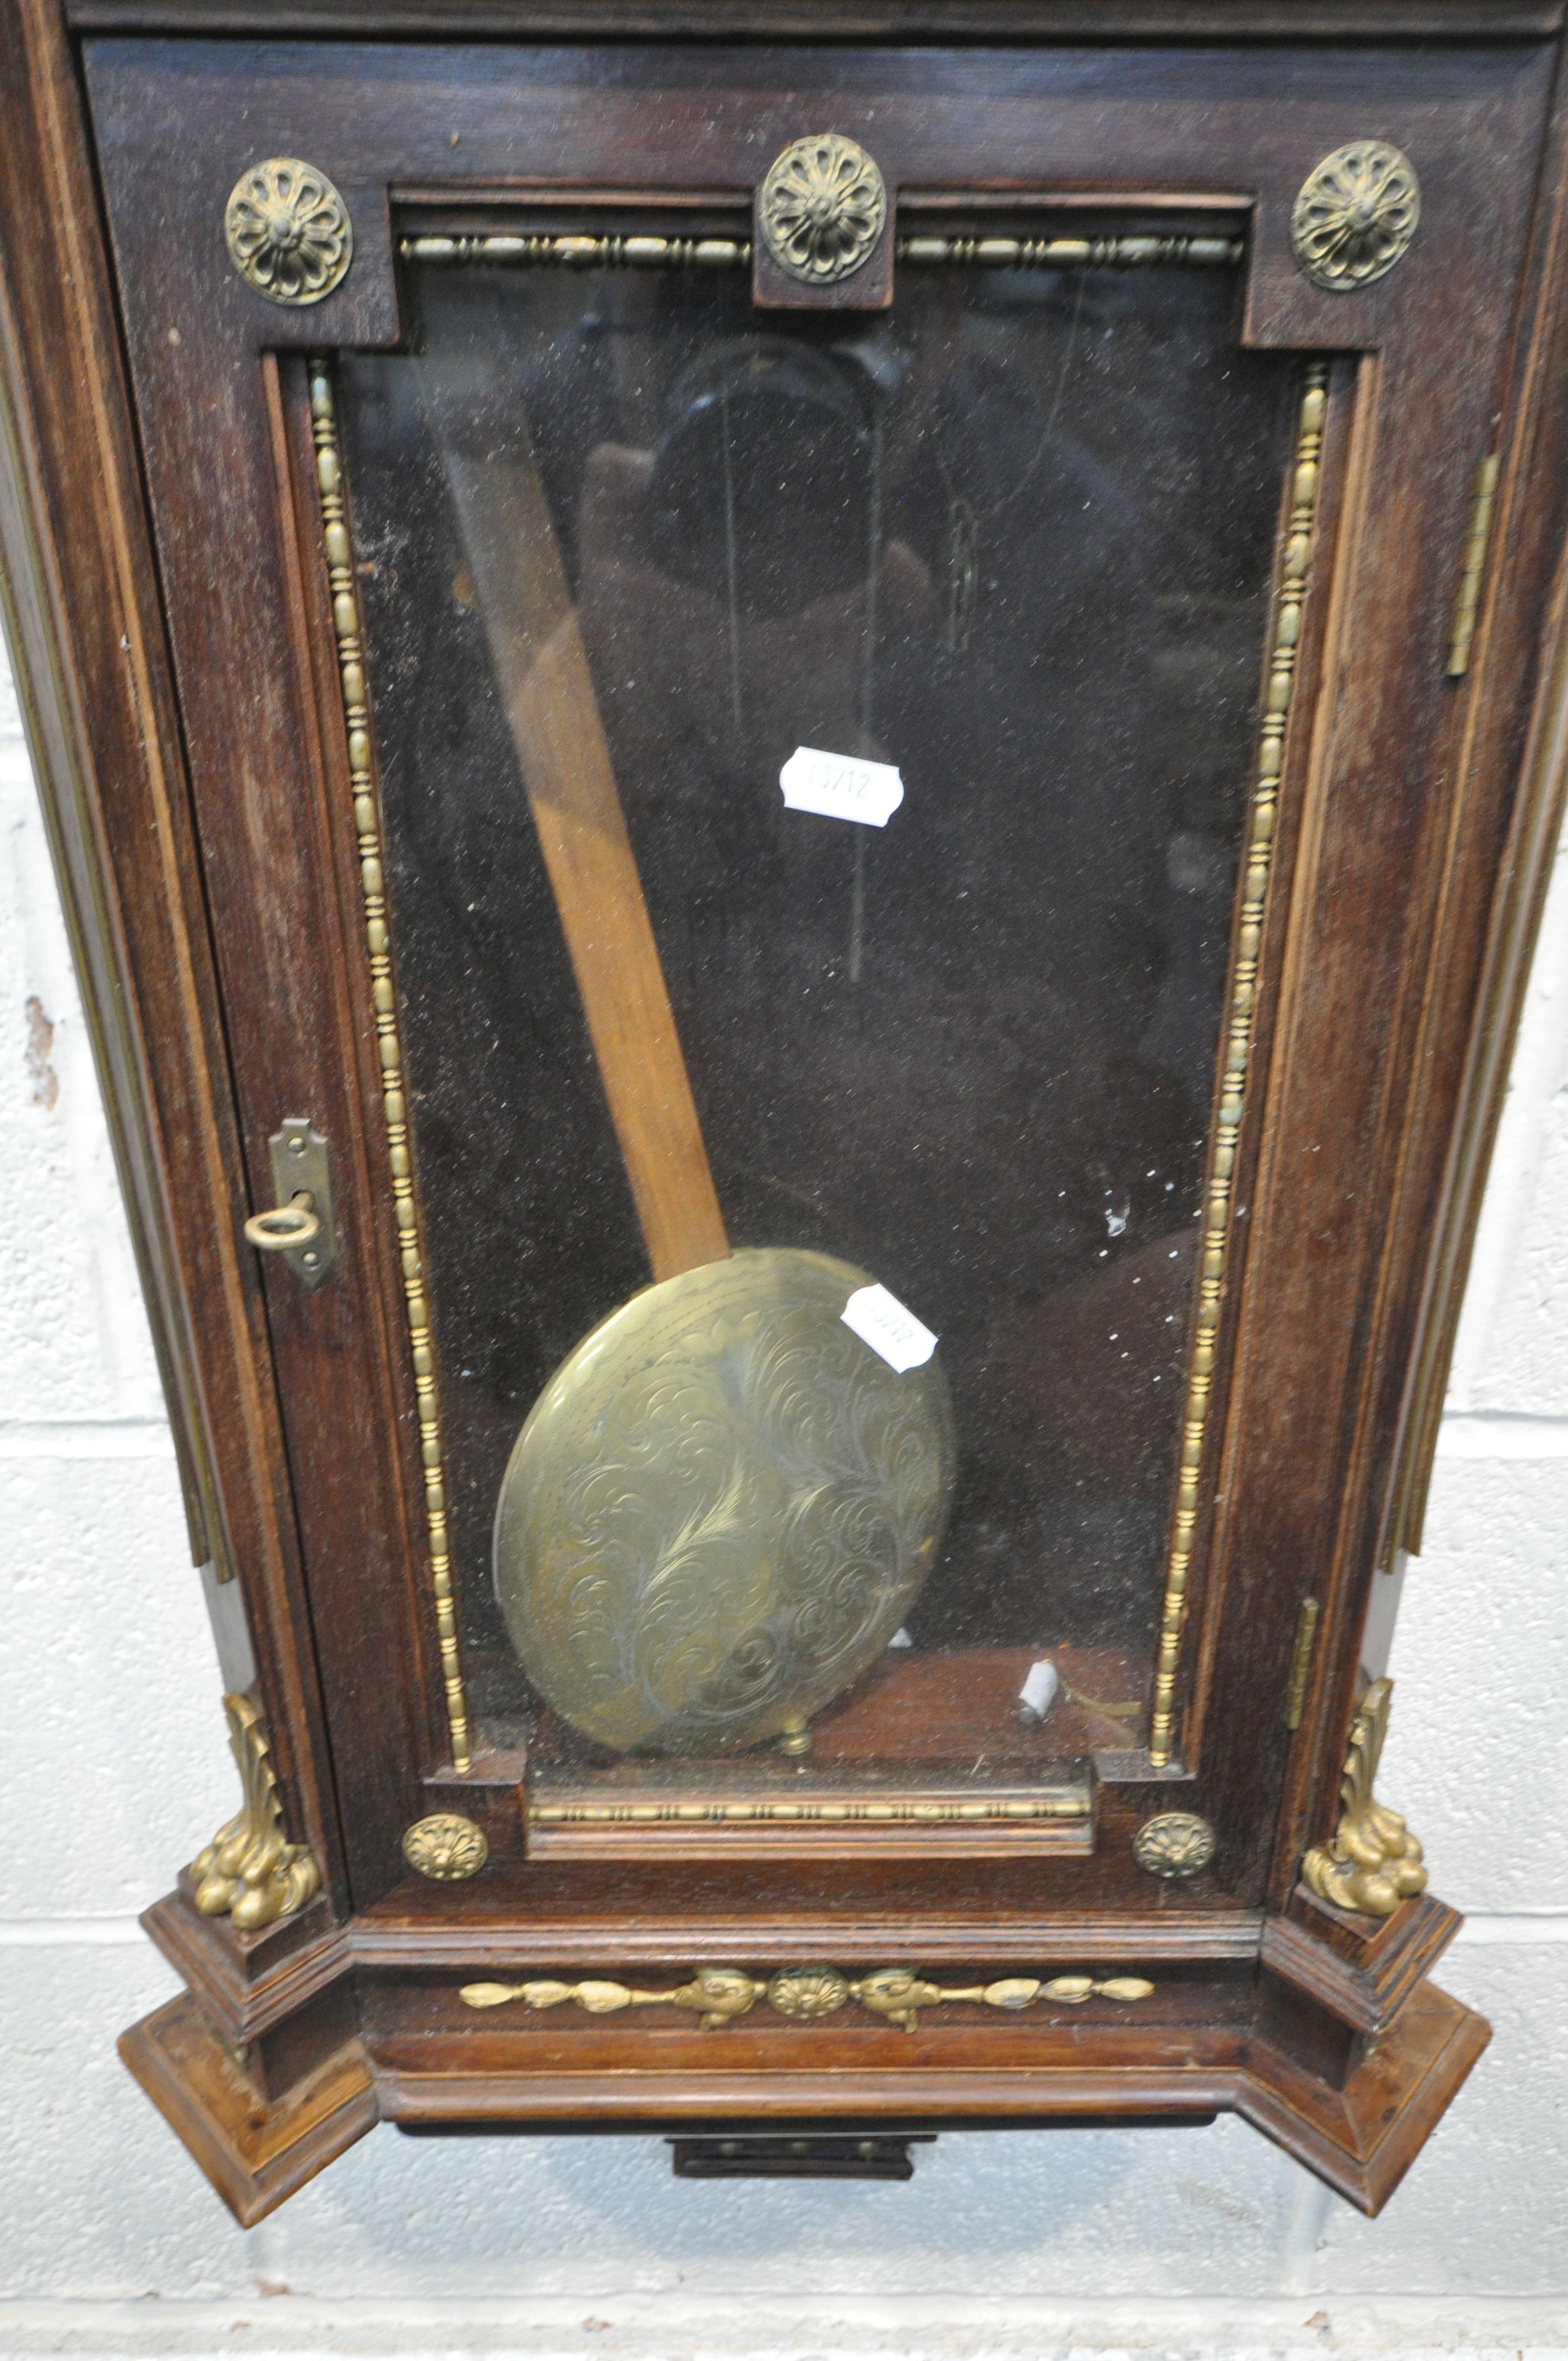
[{"xmin": 334, "ymin": 243, "xmax": 1294, "ymax": 1788}]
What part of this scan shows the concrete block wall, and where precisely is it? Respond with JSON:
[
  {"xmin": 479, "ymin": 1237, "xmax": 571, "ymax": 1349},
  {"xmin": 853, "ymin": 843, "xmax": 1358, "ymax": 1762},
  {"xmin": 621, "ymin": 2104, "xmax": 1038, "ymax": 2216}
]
[{"xmin": 1, "ymin": 634, "xmax": 1565, "ymax": 2351}]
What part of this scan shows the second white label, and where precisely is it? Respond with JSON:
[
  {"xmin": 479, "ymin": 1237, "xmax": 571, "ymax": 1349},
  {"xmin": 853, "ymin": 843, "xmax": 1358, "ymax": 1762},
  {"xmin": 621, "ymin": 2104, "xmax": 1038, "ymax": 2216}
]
[{"xmin": 780, "ymin": 746, "xmax": 904, "ymax": 828}]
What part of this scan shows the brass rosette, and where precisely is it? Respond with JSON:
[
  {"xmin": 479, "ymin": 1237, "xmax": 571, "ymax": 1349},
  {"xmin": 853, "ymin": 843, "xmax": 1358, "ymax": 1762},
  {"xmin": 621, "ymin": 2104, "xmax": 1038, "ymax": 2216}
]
[
  {"xmin": 225, "ymin": 158, "xmax": 353, "ymax": 306},
  {"xmin": 494, "ymin": 1247, "xmax": 954, "ymax": 1754},
  {"xmin": 401, "ymin": 1813, "xmax": 489, "ymax": 1881},
  {"xmin": 1290, "ymin": 140, "xmax": 1419, "ymax": 292},
  {"xmin": 1132, "ymin": 1810, "xmax": 1217, "ymax": 1880},
  {"xmin": 760, "ymin": 133, "xmax": 888, "ymax": 285}
]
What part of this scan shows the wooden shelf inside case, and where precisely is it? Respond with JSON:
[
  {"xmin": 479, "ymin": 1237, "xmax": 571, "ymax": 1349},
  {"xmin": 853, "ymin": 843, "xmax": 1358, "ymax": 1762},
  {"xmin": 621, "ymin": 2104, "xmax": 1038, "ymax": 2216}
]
[{"xmin": 519, "ymin": 1644, "xmax": 1142, "ymax": 1858}]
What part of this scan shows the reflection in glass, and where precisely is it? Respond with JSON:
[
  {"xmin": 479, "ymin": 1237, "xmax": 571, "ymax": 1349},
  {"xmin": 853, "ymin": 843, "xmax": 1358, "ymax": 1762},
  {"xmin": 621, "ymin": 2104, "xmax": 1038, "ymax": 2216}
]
[{"xmin": 336, "ymin": 248, "xmax": 1294, "ymax": 1785}]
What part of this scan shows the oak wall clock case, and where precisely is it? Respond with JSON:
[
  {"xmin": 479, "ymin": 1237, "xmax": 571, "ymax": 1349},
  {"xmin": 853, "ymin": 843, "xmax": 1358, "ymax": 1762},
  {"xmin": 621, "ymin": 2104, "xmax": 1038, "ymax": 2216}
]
[{"xmin": 2, "ymin": 0, "xmax": 1561, "ymax": 2226}]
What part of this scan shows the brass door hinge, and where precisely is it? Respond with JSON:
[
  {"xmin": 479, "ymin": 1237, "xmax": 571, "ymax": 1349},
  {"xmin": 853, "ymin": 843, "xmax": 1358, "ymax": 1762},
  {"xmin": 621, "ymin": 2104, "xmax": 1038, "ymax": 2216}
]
[
  {"xmin": 1283, "ymin": 1595, "xmax": 1321, "ymax": 1730},
  {"xmin": 1445, "ymin": 451, "xmax": 1500, "ymax": 678}
]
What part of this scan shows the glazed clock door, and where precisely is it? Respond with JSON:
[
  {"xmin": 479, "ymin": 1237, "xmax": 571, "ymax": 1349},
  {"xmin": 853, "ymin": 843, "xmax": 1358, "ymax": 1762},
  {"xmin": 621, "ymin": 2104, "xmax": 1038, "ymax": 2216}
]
[
  {"xmin": 328, "ymin": 231, "xmax": 1293, "ymax": 1821},
  {"xmin": 82, "ymin": 35, "xmax": 1553, "ymax": 1911}
]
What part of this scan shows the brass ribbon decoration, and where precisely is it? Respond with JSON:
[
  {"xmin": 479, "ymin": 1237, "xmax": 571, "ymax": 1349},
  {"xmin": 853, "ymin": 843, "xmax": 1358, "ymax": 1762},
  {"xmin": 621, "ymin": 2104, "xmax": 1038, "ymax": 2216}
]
[
  {"xmin": 461, "ymin": 1965, "xmax": 1155, "ymax": 2031},
  {"xmin": 401, "ymin": 232, "xmax": 1242, "ymax": 274},
  {"xmin": 1445, "ymin": 452, "xmax": 1501, "ymax": 678},
  {"xmin": 309, "ymin": 362, "xmax": 472, "ymax": 1772}
]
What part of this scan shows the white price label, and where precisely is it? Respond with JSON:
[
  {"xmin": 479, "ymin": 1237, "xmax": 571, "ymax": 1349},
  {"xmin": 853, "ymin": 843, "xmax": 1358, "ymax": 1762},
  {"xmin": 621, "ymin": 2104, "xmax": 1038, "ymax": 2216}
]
[
  {"xmin": 780, "ymin": 746, "xmax": 904, "ymax": 828},
  {"xmin": 1018, "ymin": 1659, "xmax": 1060, "ymax": 1719},
  {"xmin": 841, "ymin": 1283, "xmax": 937, "ymax": 1373}
]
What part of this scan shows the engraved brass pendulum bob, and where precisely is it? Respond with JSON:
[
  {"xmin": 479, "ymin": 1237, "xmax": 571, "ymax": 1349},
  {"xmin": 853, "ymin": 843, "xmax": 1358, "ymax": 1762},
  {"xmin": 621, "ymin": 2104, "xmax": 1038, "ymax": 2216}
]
[
  {"xmin": 494, "ymin": 1247, "xmax": 953, "ymax": 1754},
  {"xmin": 421, "ymin": 356, "xmax": 955, "ymax": 1756}
]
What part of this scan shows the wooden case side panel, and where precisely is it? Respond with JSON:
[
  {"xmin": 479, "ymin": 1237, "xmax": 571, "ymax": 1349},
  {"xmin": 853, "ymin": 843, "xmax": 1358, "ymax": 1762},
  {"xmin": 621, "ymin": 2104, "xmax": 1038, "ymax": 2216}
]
[
  {"xmin": 0, "ymin": 0, "xmax": 347, "ymax": 1898},
  {"xmin": 82, "ymin": 39, "xmax": 439, "ymax": 1900},
  {"xmin": 1180, "ymin": 43, "xmax": 1559, "ymax": 1893},
  {"xmin": 1379, "ymin": 42, "xmax": 1568, "ymax": 1572},
  {"xmin": 1259, "ymin": 40, "xmax": 1568, "ymax": 1905}
]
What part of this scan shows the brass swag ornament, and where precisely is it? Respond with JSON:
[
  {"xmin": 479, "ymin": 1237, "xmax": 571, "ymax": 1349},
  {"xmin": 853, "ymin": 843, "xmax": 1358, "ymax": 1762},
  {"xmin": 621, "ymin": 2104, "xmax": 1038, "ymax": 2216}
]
[
  {"xmin": 1291, "ymin": 140, "xmax": 1420, "ymax": 292},
  {"xmin": 1302, "ymin": 1676, "xmax": 1428, "ymax": 1917},
  {"xmin": 191, "ymin": 1693, "xmax": 321, "ymax": 1932},
  {"xmin": 461, "ymin": 1965, "xmax": 1155, "ymax": 2032},
  {"xmin": 759, "ymin": 132, "xmax": 888, "ymax": 285}
]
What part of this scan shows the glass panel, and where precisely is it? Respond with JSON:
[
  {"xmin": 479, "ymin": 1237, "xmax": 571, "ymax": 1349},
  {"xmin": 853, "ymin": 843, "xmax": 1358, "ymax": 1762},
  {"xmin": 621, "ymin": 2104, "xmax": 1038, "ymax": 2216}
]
[{"xmin": 336, "ymin": 243, "xmax": 1294, "ymax": 1803}]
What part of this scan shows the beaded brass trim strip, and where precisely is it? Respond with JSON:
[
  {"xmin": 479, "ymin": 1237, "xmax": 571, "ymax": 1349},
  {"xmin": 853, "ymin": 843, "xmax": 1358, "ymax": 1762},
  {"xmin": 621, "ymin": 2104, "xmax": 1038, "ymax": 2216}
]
[
  {"xmin": 460, "ymin": 1964, "xmax": 1155, "ymax": 2031},
  {"xmin": 900, "ymin": 233, "xmax": 1242, "ymax": 268},
  {"xmin": 1282, "ymin": 1593, "xmax": 1321, "ymax": 1731},
  {"xmin": 401, "ymin": 233, "xmax": 747, "ymax": 266},
  {"xmin": 308, "ymin": 361, "xmax": 472, "ymax": 1775},
  {"xmin": 531, "ymin": 1794, "xmax": 1087, "ymax": 1827},
  {"xmin": 399, "ymin": 232, "xmax": 1241, "ymax": 271},
  {"xmin": 1148, "ymin": 360, "xmax": 1329, "ymax": 1769},
  {"xmin": 1445, "ymin": 450, "xmax": 1500, "ymax": 678}
]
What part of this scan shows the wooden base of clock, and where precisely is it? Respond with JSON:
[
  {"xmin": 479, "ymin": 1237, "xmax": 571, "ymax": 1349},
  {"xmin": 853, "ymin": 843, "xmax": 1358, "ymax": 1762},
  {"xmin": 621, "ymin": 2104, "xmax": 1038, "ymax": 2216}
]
[
  {"xmin": 119, "ymin": 1880, "xmax": 1488, "ymax": 2227},
  {"xmin": 119, "ymin": 1999, "xmax": 378, "ymax": 2230}
]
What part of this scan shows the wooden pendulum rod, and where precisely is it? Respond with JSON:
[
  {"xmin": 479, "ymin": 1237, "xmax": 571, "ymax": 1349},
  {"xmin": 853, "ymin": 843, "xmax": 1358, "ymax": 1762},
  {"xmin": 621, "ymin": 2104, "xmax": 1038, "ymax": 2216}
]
[{"xmin": 419, "ymin": 360, "xmax": 729, "ymax": 1285}]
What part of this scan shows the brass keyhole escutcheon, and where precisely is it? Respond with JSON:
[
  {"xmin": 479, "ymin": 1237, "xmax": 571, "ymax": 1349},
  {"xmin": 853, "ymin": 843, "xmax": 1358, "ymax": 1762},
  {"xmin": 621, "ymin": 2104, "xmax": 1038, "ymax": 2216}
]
[{"xmin": 242, "ymin": 1119, "xmax": 338, "ymax": 1288}]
